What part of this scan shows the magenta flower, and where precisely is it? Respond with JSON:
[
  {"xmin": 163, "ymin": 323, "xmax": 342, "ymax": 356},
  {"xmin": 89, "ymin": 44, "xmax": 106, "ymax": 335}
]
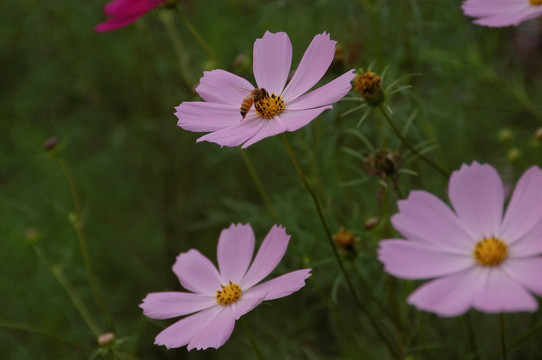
[
  {"xmin": 462, "ymin": 0, "xmax": 542, "ymax": 27},
  {"xmin": 94, "ymin": 0, "xmax": 164, "ymax": 32},
  {"xmin": 175, "ymin": 31, "xmax": 355, "ymax": 148},
  {"xmin": 378, "ymin": 162, "xmax": 542, "ymax": 316},
  {"xmin": 140, "ymin": 223, "xmax": 311, "ymax": 350}
]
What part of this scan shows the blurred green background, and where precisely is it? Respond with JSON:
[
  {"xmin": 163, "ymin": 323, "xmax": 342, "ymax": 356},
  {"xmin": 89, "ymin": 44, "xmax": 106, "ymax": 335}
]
[{"xmin": 2, "ymin": 0, "xmax": 542, "ymax": 358}]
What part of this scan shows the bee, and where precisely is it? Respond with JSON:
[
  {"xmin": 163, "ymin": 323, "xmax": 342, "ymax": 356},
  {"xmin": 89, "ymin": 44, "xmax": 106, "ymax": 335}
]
[{"xmin": 240, "ymin": 88, "xmax": 269, "ymax": 119}]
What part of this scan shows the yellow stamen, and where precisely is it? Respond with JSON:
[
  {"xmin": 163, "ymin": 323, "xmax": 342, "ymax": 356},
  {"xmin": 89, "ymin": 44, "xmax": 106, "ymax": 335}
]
[
  {"xmin": 255, "ymin": 93, "xmax": 285, "ymax": 118},
  {"xmin": 472, "ymin": 237, "xmax": 508, "ymax": 267},
  {"xmin": 529, "ymin": 0, "xmax": 542, "ymax": 6},
  {"xmin": 216, "ymin": 281, "xmax": 242, "ymax": 306}
]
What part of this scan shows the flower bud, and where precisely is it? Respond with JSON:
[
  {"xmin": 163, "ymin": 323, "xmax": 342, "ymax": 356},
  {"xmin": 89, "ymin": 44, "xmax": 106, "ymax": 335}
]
[
  {"xmin": 97, "ymin": 332, "xmax": 115, "ymax": 347},
  {"xmin": 364, "ymin": 149, "xmax": 402, "ymax": 180},
  {"xmin": 23, "ymin": 227, "xmax": 40, "ymax": 244},
  {"xmin": 333, "ymin": 227, "xmax": 358, "ymax": 255},
  {"xmin": 364, "ymin": 217, "xmax": 380, "ymax": 231},
  {"xmin": 43, "ymin": 137, "xmax": 60, "ymax": 152},
  {"xmin": 352, "ymin": 69, "xmax": 385, "ymax": 107},
  {"xmin": 535, "ymin": 127, "xmax": 542, "ymax": 141},
  {"xmin": 497, "ymin": 128, "xmax": 513, "ymax": 143},
  {"xmin": 507, "ymin": 147, "xmax": 521, "ymax": 163}
]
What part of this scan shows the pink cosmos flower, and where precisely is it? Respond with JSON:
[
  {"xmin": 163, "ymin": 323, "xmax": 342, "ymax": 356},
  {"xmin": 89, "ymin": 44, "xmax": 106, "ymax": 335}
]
[
  {"xmin": 462, "ymin": 0, "xmax": 542, "ymax": 27},
  {"xmin": 140, "ymin": 223, "xmax": 311, "ymax": 350},
  {"xmin": 175, "ymin": 31, "xmax": 355, "ymax": 148},
  {"xmin": 378, "ymin": 162, "xmax": 542, "ymax": 316},
  {"xmin": 94, "ymin": 0, "xmax": 164, "ymax": 32}
]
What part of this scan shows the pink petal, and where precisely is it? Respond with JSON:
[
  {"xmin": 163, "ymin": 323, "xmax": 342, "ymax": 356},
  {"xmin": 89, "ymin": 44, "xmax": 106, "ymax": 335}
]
[
  {"xmin": 500, "ymin": 166, "xmax": 542, "ymax": 242},
  {"xmin": 282, "ymin": 32, "xmax": 336, "ymax": 101},
  {"xmin": 244, "ymin": 269, "xmax": 311, "ymax": 301},
  {"xmin": 105, "ymin": 0, "xmax": 162, "ymax": 15},
  {"xmin": 391, "ymin": 190, "xmax": 475, "ymax": 249},
  {"xmin": 462, "ymin": 0, "xmax": 527, "ymax": 17},
  {"xmin": 407, "ymin": 268, "xmax": 483, "ymax": 316},
  {"xmin": 196, "ymin": 69, "xmax": 254, "ymax": 104},
  {"xmin": 378, "ymin": 240, "xmax": 473, "ymax": 279},
  {"xmin": 187, "ymin": 306, "xmax": 237, "ymax": 350},
  {"xmin": 473, "ymin": 7, "xmax": 542, "ymax": 27},
  {"xmin": 175, "ymin": 102, "xmax": 239, "ymax": 132},
  {"xmin": 140, "ymin": 292, "xmax": 215, "ymax": 319},
  {"xmin": 448, "ymin": 162, "xmax": 504, "ymax": 240},
  {"xmin": 217, "ymin": 223, "xmax": 255, "ymax": 283},
  {"xmin": 241, "ymin": 116, "xmax": 288, "ymax": 148},
  {"xmin": 508, "ymin": 222, "xmax": 542, "ymax": 257},
  {"xmin": 196, "ymin": 115, "xmax": 263, "ymax": 147},
  {"xmin": 253, "ymin": 31, "xmax": 292, "ymax": 95},
  {"xmin": 472, "ymin": 267, "xmax": 538, "ymax": 313},
  {"xmin": 154, "ymin": 305, "xmax": 222, "ymax": 349},
  {"xmin": 279, "ymin": 106, "xmax": 331, "ymax": 132},
  {"xmin": 503, "ymin": 257, "xmax": 542, "ymax": 297},
  {"xmin": 286, "ymin": 70, "xmax": 355, "ymax": 111},
  {"xmin": 94, "ymin": 0, "xmax": 163, "ymax": 32},
  {"xmin": 229, "ymin": 293, "xmax": 266, "ymax": 320},
  {"xmin": 241, "ymin": 225, "xmax": 290, "ymax": 289},
  {"xmin": 172, "ymin": 249, "xmax": 221, "ymax": 295},
  {"xmin": 95, "ymin": 14, "xmax": 144, "ymax": 32}
]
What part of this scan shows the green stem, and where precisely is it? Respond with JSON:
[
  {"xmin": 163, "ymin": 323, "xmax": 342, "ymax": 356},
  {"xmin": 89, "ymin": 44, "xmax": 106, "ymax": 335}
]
[
  {"xmin": 488, "ymin": 318, "xmax": 542, "ymax": 359},
  {"xmin": 0, "ymin": 319, "xmax": 92, "ymax": 351},
  {"xmin": 58, "ymin": 159, "xmax": 82, "ymax": 220},
  {"xmin": 465, "ymin": 313, "xmax": 479, "ymax": 359},
  {"xmin": 241, "ymin": 318, "xmax": 265, "ymax": 360},
  {"xmin": 58, "ymin": 158, "xmax": 110, "ymax": 326},
  {"xmin": 377, "ymin": 106, "xmax": 449, "ymax": 179},
  {"xmin": 159, "ymin": 10, "xmax": 196, "ymax": 90},
  {"xmin": 240, "ymin": 150, "xmax": 280, "ymax": 223},
  {"xmin": 352, "ymin": 263, "xmax": 399, "ymax": 329},
  {"xmin": 174, "ymin": 7, "xmax": 222, "ymax": 67},
  {"xmin": 33, "ymin": 245, "xmax": 102, "ymax": 336},
  {"xmin": 280, "ymin": 133, "xmax": 401, "ymax": 359},
  {"xmin": 499, "ymin": 313, "xmax": 507, "ymax": 360}
]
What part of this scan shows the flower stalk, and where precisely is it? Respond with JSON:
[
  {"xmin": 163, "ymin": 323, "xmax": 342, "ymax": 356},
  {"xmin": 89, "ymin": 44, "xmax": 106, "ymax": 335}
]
[
  {"xmin": 241, "ymin": 318, "xmax": 265, "ymax": 360},
  {"xmin": 280, "ymin": 134, "xmax": 401, "ymax": 359},
  {"xmin": 377, "ymin": 105, "xmax": 449, "ymax": 179}
]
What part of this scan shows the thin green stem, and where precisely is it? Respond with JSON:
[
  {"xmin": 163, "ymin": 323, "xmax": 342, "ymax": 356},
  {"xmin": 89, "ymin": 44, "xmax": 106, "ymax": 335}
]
[
  {"xmin": 240, "ymin": 150, "xmax": 280, "ymax": 223},
  {"xmin": 280, "ymin": 133, "xmax": 401, "ymax": 360},
  {"xmin": 33, "ymin": 245, "xmax": 102, "ymax": 336},
  {"xmin": 488, "ymin": 318, "xmax": 542, "ymax": 359},
  {"xmin": 174, "ymin": 7, "xmax": 222, "ymax": 67},
  {"xmin": 499, "ymin": 313, "xmax": 507, "ymax": 360},
  {"xmin": 0, "ymin": 319, "xmax": 92, "ymax": 351},
  {"xmin": 377, "ymin": 106, "xmax": 449, "ymax": 179},
  {"xmin": 58, "ymin": 159, "xmax": 82, "ymax": 219},
  {"xmin": 351, "ymin": 263, "xmax": 399, "ymax": 329},
  {"xmin": 58, "ymin": 158, "xmax": 110, "ymax": 326},
  {"xmin": 241, "ymin": 318, "xmax": 265, "ymax": 360},
  {"xmin": 159, "ymin": 10, "xmax": 196, "ymax": 90},
  {"xmin": 465, "ymin": 313, "xmax": 480, "ymax": 359}
]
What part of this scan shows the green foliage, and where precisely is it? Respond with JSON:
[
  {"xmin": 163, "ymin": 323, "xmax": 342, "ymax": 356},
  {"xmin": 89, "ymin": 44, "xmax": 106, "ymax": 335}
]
[{"xmin": 2, "ymin": 0, "xmax": 542, "ymax": 359}]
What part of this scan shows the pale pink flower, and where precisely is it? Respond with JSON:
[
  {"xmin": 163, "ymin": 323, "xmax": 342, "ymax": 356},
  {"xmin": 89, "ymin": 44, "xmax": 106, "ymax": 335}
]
[
  {"xmin": 462, "ymin": 0, "xmax": 542, "ymax": 27},
  {"xmin": 378, "ymin": 162, "xmax": 542, "ymax": 316},
  {"xmin": 140, "ymin": 223, "xmax": 311, "ymax": 350},
  {"xmin": 95, "ymin": 0, "xmax": 164, "ymax": 32},
  {"xmin": 175, "ymin": 31, "xmax": 355, "ymax": 148}
]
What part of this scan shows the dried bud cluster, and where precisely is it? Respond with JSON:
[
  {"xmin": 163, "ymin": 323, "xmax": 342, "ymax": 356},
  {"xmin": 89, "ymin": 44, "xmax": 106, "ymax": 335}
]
[{"xmin": 352, "ymin": 69, "xmax": 385, "ymax": 107}]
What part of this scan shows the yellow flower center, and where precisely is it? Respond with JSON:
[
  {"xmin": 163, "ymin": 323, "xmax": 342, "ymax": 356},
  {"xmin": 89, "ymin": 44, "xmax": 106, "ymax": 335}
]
[
  {"xmin": 529, "ymin": 0, "xmax": 542, "ymax": 6},
  {"xmin": 472, "ymin": 237, "xmax": 508, "ymax": 267},
  {"xmin": 216, "ymin": 281, "xmax": 242, "ymax": 306},
  {"xmin": 254, "ymin": 93, "xmax": 285, "ymax": 118}
]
